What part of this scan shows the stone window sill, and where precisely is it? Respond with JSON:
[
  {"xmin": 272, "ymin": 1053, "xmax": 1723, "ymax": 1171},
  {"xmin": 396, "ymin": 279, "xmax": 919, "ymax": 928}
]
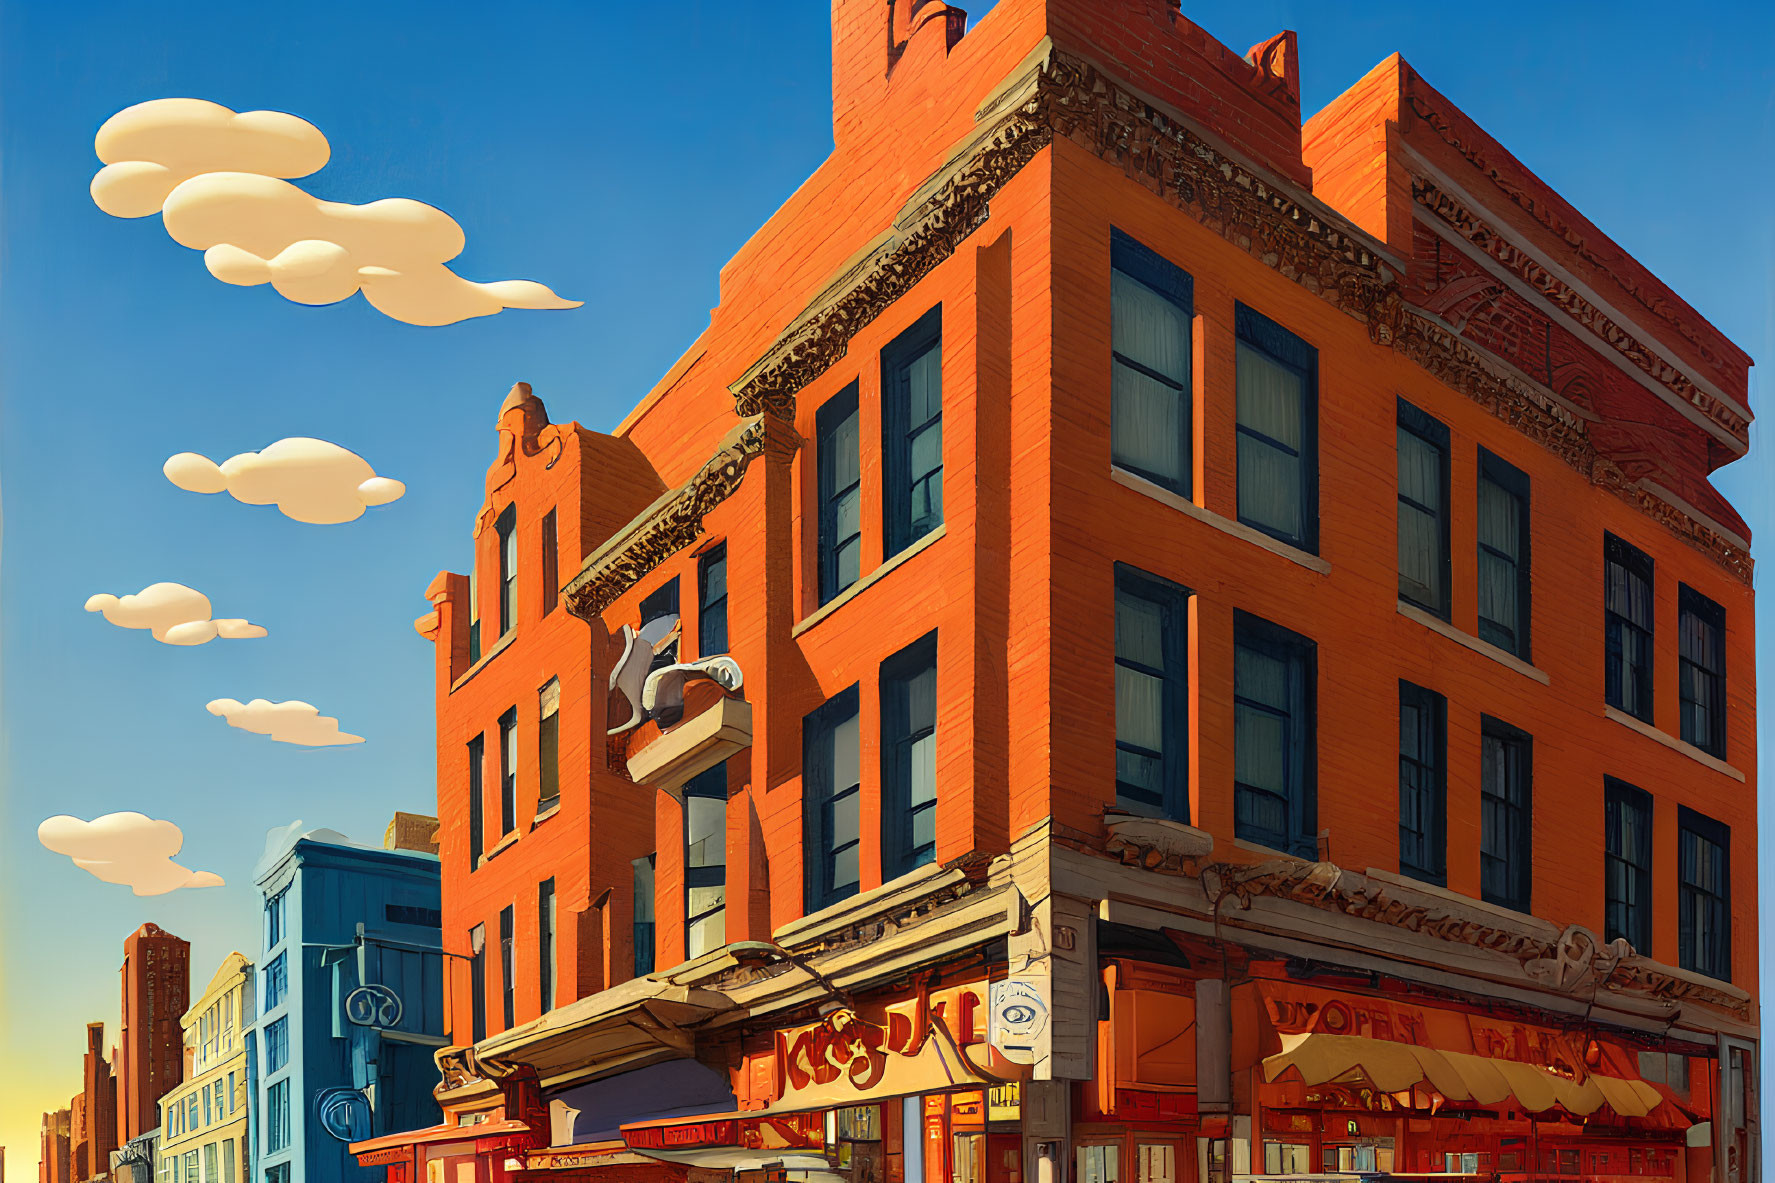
[
  {"xmin": 1603, "ymin": 705, "xmax": 1745, "ymax": 783},
  {"xmin": 793, "ymin": 525, "xmax": 947, "ymax": 638},
  {"xmin": 1396, "ymin": 601, "xmax": 1549, "ymax": 685},
  {"xmin": 451, "ymin": 629, "xmax": 516, "ymax": 694},
  {"xmin": 1111, "ymin": 467, "xmax": 1330, "ymax": 575}
]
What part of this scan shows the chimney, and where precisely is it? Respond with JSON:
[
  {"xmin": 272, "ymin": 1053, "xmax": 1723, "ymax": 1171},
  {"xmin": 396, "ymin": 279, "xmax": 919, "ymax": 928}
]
[{"xmin": 384, "ymin": 812, "xmax": 441, "ymax": 854}]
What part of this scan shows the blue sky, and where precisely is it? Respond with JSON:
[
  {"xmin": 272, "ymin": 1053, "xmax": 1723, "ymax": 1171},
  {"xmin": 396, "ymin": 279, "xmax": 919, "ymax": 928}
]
[{"xmin": 2, "ymin": 0, "xmax": 1771, "ymax": 1163}]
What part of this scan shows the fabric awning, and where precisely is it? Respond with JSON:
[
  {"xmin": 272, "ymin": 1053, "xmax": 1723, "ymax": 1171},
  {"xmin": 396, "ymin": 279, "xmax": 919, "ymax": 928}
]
[
  {"xmin": 633, "ymin": 1147, "xmax": 846, "ymax": 1183},
  {"xmin": 1263, "ymin": 1032, "xmax": 1665, "ymax": 1117},
  {"xmin": 350, "ymin": 1118, "xmax": 534, "ymax": 1156}
]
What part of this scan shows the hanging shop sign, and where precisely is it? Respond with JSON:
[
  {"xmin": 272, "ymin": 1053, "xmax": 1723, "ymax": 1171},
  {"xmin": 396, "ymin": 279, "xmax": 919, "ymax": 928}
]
[{"xmin": 987, "ymin": 980, "xmax": 1048, "ymax": 1065}]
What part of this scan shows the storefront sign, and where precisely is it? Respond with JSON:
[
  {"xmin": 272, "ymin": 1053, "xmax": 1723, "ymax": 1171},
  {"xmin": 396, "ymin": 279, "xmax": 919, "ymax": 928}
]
[
  {"xmin": 767, "ymin": 987, "xmax": 998, "ymax": 1107},
  {"xmin": 357, "ymin": 1146, "xmax": 410, "ymax": 1167}
]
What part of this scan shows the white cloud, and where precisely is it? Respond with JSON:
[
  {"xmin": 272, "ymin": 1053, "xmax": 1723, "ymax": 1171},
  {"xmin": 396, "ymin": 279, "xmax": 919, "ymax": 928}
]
[
  {"xmin": 208, "ymin": 697, "xmax": 364, "ymax": 746},
  {"xmin": 38, "ymin": 812, "xmax": 225, "ymax": 896},
  {"xmin": 164, "ymin": 437, "xmax": 405, "ymax": 525},
  {"xmin": 91, "ymin": 98, "xmax": 582, "ymax": 326},
  {"xmin": 85, "ymin": 581, "xmax": 266, "ymax": 645}
]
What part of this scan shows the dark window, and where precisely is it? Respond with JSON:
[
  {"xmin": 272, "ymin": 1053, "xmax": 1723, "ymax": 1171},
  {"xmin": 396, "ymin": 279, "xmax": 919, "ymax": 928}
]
[
  {"xmin": 1114, "ymin": 565, "xmax": 1190, "ymax": 821},
  {"xmin": 632, "ymin": 855, "xmax": 655, "ymax": 976},
  {"xmin": 684, "ymin": 763, "xmax": 728, "ymax": 958},
  {"xmin": 883, "ymin": 305, "xmax": 943, "ymax": 557},
  {"xmin": 263, "ymin": 1019, "xmax": 287, "ymax": 1073},
  {"xmin": 817, "ymin": 384, "xmax": 862, "ymax": 605},
  {"xmin": 639, "ymin": 578, "xmax": 680, "ymax": 671},
  {"xmin": 537, "ymin": 679, "xmax": 560, "ymax": 817},
  {"xmin": 882, "ymin": 631, "xmax": 939, "ymax": 877},
  {"xmin": 1604, "ymin": 534, "xmax": 1654, "ymax": 722},
  {"xmin": 698, "ymin": 543, "xmax": 729, "ymax": 657},
  {"xmin": 265, "ymin": 1081, "xmax": 289, "ymax": 1154},
  {"xmin": 469, "ymin": 924, "xmax": 487, "ymax": 1043},
  {"xmin": 467, "ymin": 734, "xmax": 485, "ymax": 866},
  {"xmin": 1605, "ymin": 779, "xmax": 1652, "ymax": 951},
  {"xmin": 385, "ymin": 904, "xmax": 442, "ymax": 928},
  {"xmin": 1479, "ymin": 716, "xmax": 1533, "ymax": 913},
  {"xmin": 1398, "ymin": 681, "xmax": 1447, "ymax": 886},
  {"xmin": 261, "ymin": 954, "xmax": 286, "ymax": 1011},
  {"xmin": 1110, "ymin": 229, "xmax": 1193, "ymax": 494},
  {"xmin": 538, "ymin": 878, "xmax": 556, "ymax": 1013},
  {"xmin": 499, "ymin": 708, "xmax": 517, "ymax": 837},
  {"xmin": 804, "ymin": 685, "xmax": 862, "ymax": 911},
  {"xmin": 468, "ymin": 563, "xmax": 481, "ymax": 665},
  {"xmin": 496, "ymin": 503, "xmax": 517, "ymax": 636},
  {"xmin": 1678, "ymin": 585, "xmax": 1726, "ymax": 757},
  {"xmin": 1235, "ymin": 304, "xmax": 1318, "ymax": 553},
  {"xmin": 1477, "ymin": 449, "xmax": 1531, "ymax": 658},
  {"xmin": 266, "ymin": 1166, "xmax": 290, "ymax": 1183},
  {"xmin": 1396, "ymin": 400, "xmax": 1450, "ymax": 618},
  {"xmin": 541, "ymin": 508, "xmax": 559, "ymax": 616},
  {"xmin": 499, "ymin": 905, "xmax": 515, "ymax": 1030},
  {"xmin": 265, "ymin": 889, "xmax": 286, "ymax": 949},
  {"xmin": 1678, "ymin": 807, "xmax": 1730, "ymax": 980},
  {"xmin": 1233, "ymin": 612, "xmax": 1316, "ymax": 857}
]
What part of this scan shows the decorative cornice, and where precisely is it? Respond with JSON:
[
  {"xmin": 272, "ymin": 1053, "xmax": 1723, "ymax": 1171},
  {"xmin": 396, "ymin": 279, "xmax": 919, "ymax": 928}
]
[
  {"xmin": 1411, "ymin": 176, "xmax": 1748, "ymax": 446},
  {"xmin": 562, "ymin": 416, "xmax": 770, "ymax": 621}
]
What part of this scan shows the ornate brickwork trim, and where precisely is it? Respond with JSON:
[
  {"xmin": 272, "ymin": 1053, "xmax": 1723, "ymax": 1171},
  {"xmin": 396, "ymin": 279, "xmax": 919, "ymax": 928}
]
[
  {"xmin": 562, "ymin": 416, "xmax": 770, "ymax": 621},
  {"xmin": 1412, "ymin": 177, "xmax": 1748, "ymax": 445}
]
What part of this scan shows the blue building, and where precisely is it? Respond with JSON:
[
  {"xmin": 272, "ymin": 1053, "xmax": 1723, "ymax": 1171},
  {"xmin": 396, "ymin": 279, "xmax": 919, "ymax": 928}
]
[{"xmin": 246, "ymin": 821, "xmax": 446, "ymax": 1183}]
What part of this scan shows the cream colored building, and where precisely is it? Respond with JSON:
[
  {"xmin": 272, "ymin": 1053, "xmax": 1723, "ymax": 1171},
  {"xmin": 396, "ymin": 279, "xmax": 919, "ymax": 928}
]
[{"xmin": 157, "ymin": 953, "xmax": 251, "ymax": 1183}]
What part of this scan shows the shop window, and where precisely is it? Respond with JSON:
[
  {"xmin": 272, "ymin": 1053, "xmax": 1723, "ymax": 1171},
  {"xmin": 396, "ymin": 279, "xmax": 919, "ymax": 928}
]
[
  {"xmin": 467, "ymin": 734, "xmax": 485, "ymax": 866},
  {"xmin": 1678, "ymin": 584, "xmax": 1726, "ymax": 757},
  {"xmin": 1398, "ymin": 680, "xmax": 1447, "ymax": 886},
  {"xmin": 1116, "ymin": 566, "xmax": 1190, "ymax": 822},
  {"xmin": 632, "ymin": 855, "xmax": 656, "ymax": 975},
  {"xmin": 184, "ymin": 1151, "xmax": 198, "ymax": 1183},
  {"xmin": 698, "ymin": 542, "xmax": 729, "ymax": 657},
  {"xmin": 1077, "ymin": 1144, "xmax": 1119, "ymax": 1183},
  {"xmin": 538, "ymin": 877, "xmax": 556, "ymax": 1013},
  {"xmin": 1202, "ymin": 1140, "xmax": 1227, "ymax": 1183},
  {"xmin": 804, "ymin": 685, "xmax": 862, "ymax": 911},
  {"xmin": 817, "ymin": 384, "xmax": 862, "ymax": 606},
  {"xmin": 1678, "ymin": 806, "xmax": 1730, "ymax": 980},
  {"xmin": 1605, "ymin": 778, "xmax": 1652, "ymax": 950},
  {"xmin": 684, "ymin": 762, "xmax": 728, "ymax": 958},
  {"xmin": 540, "ymin": 507, "xmax": 559, "ymax": 616},
  {"xmin": 536, "ymin": 680, "xmax": 560, "ymax": 817},
  {"xmin": 883, "ymin": 305, "xmax": 944, "ymax": 559},
  {"xmin": 499, "ymin": 904, "xmax": 515, "ymax": 1029},
  {"xmin": 1397, "ymin": 399, "xmax": 1450, "ymax": 618},
  {"xmin": 1480, "ymin": 715, "xmax": 1533, "ymax": 913},
  {"xmin": 1234, "ymin": 612, "xmax": 1317, "ymax": 857},
  {"xmin": 1235, "ymin": 303, "xmax": 1318, "ymax": 553},
  {"xmin": 882, "ymin": 631, "xmax": 939, "ymax": 877},
  {"xmin": 1110, "ymin": 228, "xmax": 1194, "ymax": 495},
  {"xmin": 469, "ymin": 924, "xmax": 487, "ymax": 1042},
  {"xmin": 1265, "ymin": 1144, "xmax": 1311, "ymax": 1174},
  {"xmin": 1604, "ymin": 533, "xmax": 1654, "ymax": 722},
  {"xmin": 223, "ymin": 1139, "xmax": 236, "ymax": 1183},
  {"xmin": 204, "ymin": 1145, "xmax": 218, "ymax": 1183},
  {"xmin": 498, "ymin": 708, "xmax": 518, "ymax": 837},
  {"xmin": 1135, "ymin": 1143, "xmax": 1177, "ymax": 1183},
  {"xmin": 1477, "ymin": 448, "xmax": 1531, "ymax": 657}
]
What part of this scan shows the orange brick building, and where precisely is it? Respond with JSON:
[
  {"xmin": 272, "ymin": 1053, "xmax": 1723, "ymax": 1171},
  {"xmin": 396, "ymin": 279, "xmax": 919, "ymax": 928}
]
[{"xmin": 359, "ymin": 3, "xmax": 1758, "ymax": 1183}]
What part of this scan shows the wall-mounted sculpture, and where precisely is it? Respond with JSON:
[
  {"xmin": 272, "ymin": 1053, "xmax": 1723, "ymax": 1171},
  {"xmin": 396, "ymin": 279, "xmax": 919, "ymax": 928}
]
[{"xmin": 608, "ymin": 613, "xmax": 744, "ymax": 735}]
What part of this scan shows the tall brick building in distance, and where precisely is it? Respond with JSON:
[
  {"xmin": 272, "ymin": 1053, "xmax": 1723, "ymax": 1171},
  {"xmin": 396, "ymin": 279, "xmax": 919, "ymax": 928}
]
[
  {"xmin": 118, "ymin": 923, "xmax": 190, "ymax": 1145},
  {"xmin": 73, "ymin": 1022, "xmax": 117, "ymax": 1180},
  {"xmin": 38, "ymin": 1111, "xmax": 69, "ymax": 1183},
  {"xmin": 358, "ymin": 2, "xmax": 1758, "ymax": 1183}
]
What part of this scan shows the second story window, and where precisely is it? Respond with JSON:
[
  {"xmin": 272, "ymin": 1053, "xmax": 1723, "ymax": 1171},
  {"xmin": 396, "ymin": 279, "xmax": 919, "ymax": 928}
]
[
  {"xmin": 632, "ymin": 855, "xmax": 656, "ymax": 976},
  {"xmin": 1110, "ymin": 229, "xmax": 1193, "ymax": 495},
  {"xmin": 883, "ymin": 306, "xmax": 943, "ymax": 558},
  {"xmin": 698, "ymin": 543, "xmax": 728, "ymax": 657},
  {"xmin": 541, "ymin": 508, "xmax": 559, "ymax": 616},
  {"xmin": 538, "ymin": 878, "xmax": 556, "ymax": 1014},
  {"xmin": 1477, "ymin": 449, "xmax": 1531, "ymax": 657},
  {"xmin": 1678, "ymin": 806, "xmax": 1730, "ymax": 980},
  {"xmin": 1678, "ymin": 585, "xmax": 1726, "ymax": 757},
  {"xmin": 684, "ymin": 762, "xmax": 728, "ymax": 958},
  {"xmin": 499, "ymin": 905, "xmax": 515, "ymax": 1030},
  {"xmin": 1396, "ymin": 399, "xmax": 1450, "ymax": 618},
  {"xmin": 1233, "ymin": 612, "xmax": 1316, "ymax": 858},
  {"xmin": 1235, "ymin": 304, "xmax": 1318, "ymax": 554},
  {"xmin": 817, "ymin": 385, "xmax": 862, "ymax": 606},
  {"xmin": 804, "ymin": 685, "xmax": 862, "ymax": 912},
  {"xmin": 882, "ymin": 632, "xmax": 939, "ymax": 877},
  {"xmin": 499, "ymin": 708, "xmax": 518, "ymax": 837},
  {"xmin": 497, "ymin": 504, "xmax": 517, "ymax": 636},
  {"xmin": 536, "ymin": 680, "xmax": 560, "ymax": 817},
  {"xmin": 1479, "ymin": 716, "xmax": 1532, "ymax": 913},
  {"xmin": 265, "ymin": 889, "xmax": 286, "ymax": 951},
  {"xmin": 1398, "ymin": 681, "xmax": 1447, "ymax": 886},
  {"xmin": 469, "ymin": 924, "xmax": 487, "ymax": 1043},
  {"xmin": 1604, "ymin": 533, "xmax": 1654, "ymax": 722},
  {"xmin": 265, "ymin": 1080, "xmax": 290, "ymax": 1154},
  {"xmin": 639, "ymin": 578, "xmax": 680, "ymax": 671},
  {"xmin": 1114, "ymin": 566, "xmax": 1189, "ymax": 822},
  {"xmin": 263, "ymin": 1018, "xmax": 288, "ymax": 1073},
  {"xmin": 261, "ymin": 953, "xmax": 286, "ymax": 1011},
  {"xmin": 467, "ymin": 734, "xmax": 485, "ymax": 866},
  {"xmin": 1605, "ymin": 778, "xmax": 1652, "ymax": 951}
]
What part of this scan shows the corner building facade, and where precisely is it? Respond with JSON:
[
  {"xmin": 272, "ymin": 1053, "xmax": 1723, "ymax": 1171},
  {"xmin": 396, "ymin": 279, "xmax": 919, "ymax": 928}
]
[{"xmin": 359, "ymin": 3, "xmax": 1759, "ymax": 1183}]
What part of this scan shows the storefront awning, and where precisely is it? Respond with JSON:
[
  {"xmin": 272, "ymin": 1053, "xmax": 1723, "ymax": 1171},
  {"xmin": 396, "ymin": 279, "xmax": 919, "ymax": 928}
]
[
  {"xmin": 350, "ymin": 1118, "xmax": 535, "ymax": 1157},
  {"xmin": 633, "ymin": 1147, "xmax": 845, "ymax": 1183},
  {"xmin": 1263, "ymin": 1032, "xmax": 1665, "ymax": 1117}
]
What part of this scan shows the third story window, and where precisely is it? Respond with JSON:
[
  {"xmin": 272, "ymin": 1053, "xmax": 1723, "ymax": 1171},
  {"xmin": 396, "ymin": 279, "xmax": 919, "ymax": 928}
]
[
  {"xmin": 499, "ymin": 708, "xmax": 518, "ymax": 837},
  {"xmin": 1604, "ymin": 533, "xmax": 1654, "ymax": 722},
  {"xmin": 684, "ymin": 762, "xmax": 728, "ymax": 959},
  {"xmin": 1678, "ymin": 584, "xmax": 1726, "ymax": 757},
  {"xmin": 536, "ymin": 679, "xmax": 560, "ymax": 816},
  {"xmin": 1479, "ymin": 716, "xmax": 1533, "ymax": 913},
  {"xmin": 1396, "ymin": 399, "xmax": 1450, "ymax": 618},
  {"xmin": 1604, "ymin": 778, "xmax": 1652, "ymax": 951},
  {"xmin": 1678, "ymin": 807, "xmax": 1730, "ymax": 980},
  {"xmin": 699, "ymin": 542, "xmax": 729, "ymax": 657},
  {"xmin": 1109, "ymin": 228, "xmax": 1194, "ymax": 495},
  {"xmin": 1114, "ymin": 565, "xmax": 1190, "ymax": 822},
  {"xmin": 1398, "ymin": 681, "xmax": 1447, "ymax": 887},
  {"xmin": 1477, "ymin": 449, "xmax": 1531, "ymax": 657},
  {"xmin": 804, "ymin": 684, "xmax": 862, "ymax": 911},
  {"xmin": 883, "ymin": 305, "xmax": 943, "ymax": 557},
  {"xmin": 1235, "ymin": 303, "xmax": 1318, "ymax": 553},
  {"xmin": 1233, "ymin": 612, "xmax": 1316, "ymax": 858},
  {"xmin": 467, "ymin": 733, "xmax": 485, "ymax": 865},
  {"xmin": 817, "ymin": 384, "xmax": 862, "ymax": 606},
  {"xmin": 881, "ymin": 631, "xmax": 939, "ymax": 878}
]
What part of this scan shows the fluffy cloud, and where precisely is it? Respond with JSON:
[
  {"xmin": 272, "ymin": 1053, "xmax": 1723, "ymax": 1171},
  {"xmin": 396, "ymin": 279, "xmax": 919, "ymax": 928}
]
[
  {"xmin": 85, "ymin": 581, "xmax": 266, "ymax": 645},
  {"xmin": 91, "ymin": 98, "xmax": 581, "ymax": 326},
  {"xmin": 208, "ymin": 697, "xmax": 364, "ymax": 746},
  {"xmin": 164, "ymin": 437, "xmax": 404, "ymax": 525},
  {"xmin": 38, "ymin": 812, "xmax": 225, "ymax": 896}
]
